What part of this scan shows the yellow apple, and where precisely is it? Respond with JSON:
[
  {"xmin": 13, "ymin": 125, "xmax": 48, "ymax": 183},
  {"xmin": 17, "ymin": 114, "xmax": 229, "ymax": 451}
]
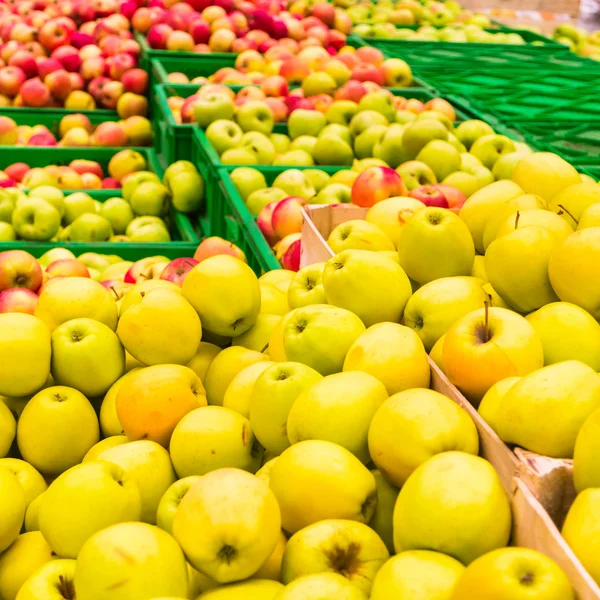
[
  {"xmin": 83, "ymin": 436, "xmax": 128, "ymax": 461},
  {"xmin": 451, "ymin": 547, "xmax": 574, "ymax": 600},
  {"xmin": 0, "ymin": 458, "xmax": 46, "ymax": 511},
  {"xmin": 477, "ymin": 377, "xmax": 521, "ymax": 434},
  {"xmin": 0, "ymin": 401, "xmax": 15, "ymax": 458},
  {"xmin": 371, "ymin": 550, "xmax": 465, "ymax": 600},
  {"xmin": 283, "ymin": 305, "xmax": 366, "ymax": 375},
  {"xmin": 250, "ymin": 361, "xmax": 322, "ymax": 455},
  {"xmin": 429, "ymin": 334, "xmax": 446, "ymax": 371},
  {"xmin": 443, "ymin": 307, "xmax": 543, "ymax": 404},
  {"xmin": 287, "ymin": 263, "xmax": 327, "ymax": 309},
  {"xmin": 232, "ymin": 315, "xmax": 281, "ymax": 352},
  {"xmin": 0, "ymin": 467, "xmax": 25, "ymax": 553},
  {"xmin": 0, "ymin": 531, "xmax": 54, "ymax": 600},
  {"xmin": 548, "ymin": 227, "xmax": 600, "ymax": 320},
  {"xmin": 255, "ymin": 457, "xmax": 277, "ymax": 486},
  {"xmin": 117, "ymin": 288, "xmax": 201, "ymax": 366},
  {"xmin": 269, "ymin": 440, "xmax": 377, "ymax": 534},
  {"xmin": 119, "ymin": 279, "xmax": 180, "ymax": 316},
  {"xmin": 99, "ymin": 373, "xmax": 133, "ymax": 437},
  {"xmin": 512, "ymin": 152, "xmax": 581, "ymax": 202},
  {"xmin": 259, "ymin": 269, "xmax": 295, "ymax": 293},
  {"xmin": 369, "ymin": 388, "xmax": 479, "ymax": 488},
  {"xmin": 322, "ymin": 250, "xmax": 412, "ymax": 327},
  {"xmin": 97, "ymin": 440, "xmax": 176, "ymax": 524},
  {"xmin": 578, "ymin": 203, "xmax": 600, "ymax": 230},
  {"xmin": 403, "ymin": 277, "xmax": 489, "ymax": 351},
  {"xmin": 470, "ymin": 255, "xmax": 487, "ymax": 282},
  {"xmin": 182, "ymin": 255, "xmax": 261, "ymax": 337},
  {"xmin": 287, "ymin": 371, "xmax": 388, "ymax": 463},
  {"xmin": 253, "ymin": 532, "xmax": 287, "ymax": 581},
  {"xmin": 526, "ymin": 302, "xmax": 600, "ymax": 370},
  {"xmin": 281, "ymin": 519, "xmax": 389, "ymax": 595},
  {"xmin": 397, "ymin": 207, "xmax": 475, "ymax": 284},
  {"xmin": 0, "ymin": 314, "xmax": 51, "ymax": 398},
  {"xmin": 483, "ymin": 283, "xmax": 509, "ymax": 308},
  {"xmin": 549, "ymin": 181, "xmax": 600, "ymax": 228},
  {"xmin": 17, "ymin": 386, "xmax": 99, "ymax": 475},
  {"xmin": 327, "ymin": 219, "xmax": 394, "ymax": 253},
  {"xmin": 489, "ymin": 361, "xmax": 600, "ymax": 458},
  {"xmin": 459, "ymin": 180, "xmax": 524, "ymax": 253},
  {"xmin": 188, "ymin": 563, "xmax": 219, "ymax": 597},
  {"xmin": 394, "ymin": 452, "xmax": 511, "ymax": 564},
  {"xmin": 222, "ymin": 361, "xmax": 275, "ymax": 418},
  {"xmin": 156, "ymin": 476, "xmax": 202, "ymax": 535},
  {"xmin": 493, "ymin": 208, "xmax": 573, "ymax": 243},
  {"xmin": 204, "ymin": 346, "xmax": 268, "ymax": 406},
  {"xmin": 275, "ymin": 573, "xmax": 367, "ymax": 599},
  {"xmin": 74, "ymin": 522, "xmax": 189, "ymax": 600},
  {"xmin": 35, "ymin": 277, "xmax": 118, "ymax": 332},
  {"xmin": 195, "ymin": 580, "xmax": 284, "ymax": 599},
  {"xmin": 366, "ymin": 197, "xmax": 425, "ymax": 248},
  {"xmin": 186, "ymin": 341, "xmax": 221, "ymax": 382},
  {"xmin": 51, "ymin": 317, "xmax": 125, "ymax": 398},
  {"xmin": 39, "ymin": 461, "xmax": 141, "ymax": 558},
  {"xmin": 368, "ymin": 470, "xmax": 398, "ymax": 553},
  {"xmin": 260, "ymin": 282, "xmax": 289, "ymax": 316},
  {"xmin": 170, "ymin": 406, "xmax": 263, "ymax": 477},
  {"xmin": 267, "ymin": 315, "xmax": 288, "ymax": 361},
  {"xmin": 17, "ymin": 559, "xmax": 76, "ymax": 600},
  {"xmin": 24, "ymin": 491, "xmax": 44, "ymax": 532},
  {"xmin": 173, "ymin": 468, "xmax": 281, "ymax": 583}
]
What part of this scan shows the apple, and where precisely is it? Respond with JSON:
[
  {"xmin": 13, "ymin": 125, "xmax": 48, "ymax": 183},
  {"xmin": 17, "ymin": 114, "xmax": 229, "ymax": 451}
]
[
  {"xmin": 156, "ymin": 476, "xmax": 202, "ymax": 535},
  {"xmin": 396, "ymin": 160, "xmax": 437, "ymax": 191},
  {"xmin": 12, "ymin": 198, "xmax": 61, "ymax": 242},
  {"xmin": 194, "ymin": 237, "xmax": 246, "ymax": 263},
  {"xmin": 351, "ymin": 167, "xmax": 407, "ymax": 207},
  {"xmin": 409, "ymin": 185, "xmax": 449, "ymax": 208},
  {"xmin": 0, "ymin": 250, "xmax": 42, "ymax": 292},
  {"xmin": 46, "ymin": 259, "xmax": 90, "ymax": 279},
  {"xmin": 327, "ymin": 219, "xmax": 394, "ymax": 254}
]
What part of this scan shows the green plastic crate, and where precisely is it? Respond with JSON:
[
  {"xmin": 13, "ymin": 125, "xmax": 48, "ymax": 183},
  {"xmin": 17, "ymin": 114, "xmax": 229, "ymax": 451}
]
[
  {"xmin": 0, "ymin": 148, "xmax": 200, "ymax": 256},
  {"xmin": 0, "ymin": 106, "xmax": 117, "ymax": 120},
  {"xmin": 581, "ymin": 167, "xmax": 600, "ymax": 181}
]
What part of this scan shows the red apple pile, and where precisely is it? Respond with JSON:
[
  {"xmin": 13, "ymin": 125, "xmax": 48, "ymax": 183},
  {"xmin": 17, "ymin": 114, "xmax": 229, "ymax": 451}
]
[
  {"xmin": 0, "ymin": 10, "xmax": 148, "ymax": 109},
  {"xmin": 133, "ymin": 0, "xmax": 351, "ymax": 55},
  {"xmin": 0, "ymin": 113, "xmax": 153, "ymax": 147}
]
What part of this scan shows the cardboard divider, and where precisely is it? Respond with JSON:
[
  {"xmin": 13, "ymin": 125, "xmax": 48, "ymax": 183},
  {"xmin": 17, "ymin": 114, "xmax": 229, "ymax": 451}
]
[{"xmin": 300, "ymin": 202, "xmax": 600, "ymax": 599}]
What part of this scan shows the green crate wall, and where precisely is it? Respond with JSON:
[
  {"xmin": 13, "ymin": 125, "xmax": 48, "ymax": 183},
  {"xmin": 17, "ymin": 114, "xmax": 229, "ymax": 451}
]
[{"xmin": 0, "ymin": 147, "xmax": 200, "ymax": 256}]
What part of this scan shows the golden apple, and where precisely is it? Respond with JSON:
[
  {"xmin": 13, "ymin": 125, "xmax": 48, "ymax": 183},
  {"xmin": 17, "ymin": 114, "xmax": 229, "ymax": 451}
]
[
  {"xmin": 0, "ymin": 467, "xmax": 25, "ymax": 553},
  {"xmin": 222, "ymin": 361, "xmax": 274, "ymax": 418},
  {"xmin": 366, "ymin": 197, "xmax": 425, "ymax": 248},
  {"xmin": 156, "ymin": 476, "xmax": 202, "ymax": 535},
  {"xmin": 275, "ymin": 572, "xmax": 367, "ymax": 599},
  {"xmin": 186, "ymin": 341, "xmax": 221, "ymax": 382}
]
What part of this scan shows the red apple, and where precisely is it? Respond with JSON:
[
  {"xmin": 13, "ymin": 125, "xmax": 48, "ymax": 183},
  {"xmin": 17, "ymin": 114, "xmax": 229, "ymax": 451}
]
[
  {"xmin": 20, "ymin": 78, "xmax": 51, "ymax": 107},
  {"xmin": 0, "ymin": 250, "xmax": 43, "ymax": 292},
  {"xmin": 0, "ymin": 66, "xmax": 26, "ymax": 97},
  {"xmin": 147, "ymin": 23, "xmax": 173, "ymax": 49},
  {"xmin": 70, "ymin": 159, "xmax": 104, "ymax": 178},
  {"xmin": 121, "ymin": 68, "xmax": 148, "ymax": 94},
  {"xmin": 45, "ymin": 68, "xmax": 72, "ymax": 100},
  {"xmin": 351, "ymin": 63, "xmax": 384, "ymax": 86},
  {"xmin": 271, "ymin": 197, "xmax": 305, "ymax": 239},
  {"xmin": 5, "ymin": 162, "xmax": 29, "ymax": 183},
  {"xmin": 409, "ymin": 185, "xmax": 449, "ymax": 208},
  {"xmin": 80, "ymin": 56, "xmax": 106, "ymax": 80},
  {"xmin": 431, "ymin": 183, "xmax": 467, "ymax": 211},
  {"xmin": 38, "ymin": 19, "xmax": 72, "ymax": 51},
  {"xmin": 356, "ymin": 46, "xmax": 384, "ymax": 66},
  {"xmin": 8, "ymin": 50, "xmax": 38, "ymax": 78},
  {"xmin": 46, "ymin": 259, "xmax": 91, "ymax": 278},
  {"xmin": 106, "ymin": 52, "xmax": 135, "ymax": 80},
  {"xmin": 51, "ymin": 45, "xmax": 81, "ymax": 72},
  {"xmin": 193, "ymin": 237, "xmax": 247, "ymax": 263},
  {"xmin": 281, "ymin": 238, "xmax": 300, "ymax": 271},
  {"xmin": 0, "ymin": 288, "xmax": 39, "ymax": 314},
  {"xmin": 257, "ymin": 200, "xmax": 279, "ymax": 246},
  {"xmin": 36, "ymin": 57, "xmax": 62, "ymax": 78},
  {"xmin": 351, "ymin": 167, "xmax": 408, "ymax": 208},
  {"xmin": 159, "ymin": 257, "xmax": 199, "ymax": 286},
  {"xmin": 124, "ymin": 256, "xmax": 169, "ymax": 283}
]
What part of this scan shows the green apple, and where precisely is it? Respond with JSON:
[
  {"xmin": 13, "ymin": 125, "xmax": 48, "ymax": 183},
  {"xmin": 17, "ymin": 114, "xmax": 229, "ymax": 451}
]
[
  {"xmin": 373, "ymin": 124, "xmax": 410, "ymax": 169},
  {"xmin": 156, "ymin": 476, "xmax": 202, "ymax": 535},
  {"xmin": 325, "ymin": 100, "xmax": 358, "ymax": 126},
  {"xmin": 349, "ymin": 111, "xmax": 388, "ymax": 138},
  {"xmin": 12, "ymin": 198, "xmax": 60, "ymax": 241},
  {"xmin": 446, "ymin": 132, "xmax": 467, "ymax": 153},
  {"xmin": 273, "ymin": 170, "xmax": 315, "ymax": 200},
  {"xmin": 442, "ymin": 171, "xmax": 482, "ymax": 198},
  {"xmin": 249, "ymin": 361, "xmax": 322, "ymax": 455},
  {"xmin": 193, "ymin": 93, "xmax": 235, "ymax": 128},
  {"xmin": 51, "ymin": 317, "xmax": 125, "ymax": 398},
  {"xmin": 313, "ymin": 135, "xmax": 354, "ymax": 166},
  {"xmin": 397, "ymin": 160, "xmax": 437, "ymax": 190},
  {"xmin": 0, "ymin": 190, "xmax": 16, "ymax": 223},
  {"xmin": 97, "ymin": 440, "xmax": 176, "ymax": 524},
  {"xmin": 454, "ymin": 120, "xmax": 495, "ymax": 150},
  {"xmin": 288, "ymin": 109, "xmax": 326, "ymax": 139},
  {"xmin": 328, "ymin": 219, "xmax": 394, "ymax": 253},
  {"xmin": 470, "ymin": 134, "xmax": 516, "ymax": 169},
  {"xmin": 126, "ymin": 216, "xmax": 170, "ymax": 242},
  {"xmin": 404, "ymin": 276, "xmax": 489, "ymax": 351},
  {"xmin": 0, "ymin": 467, "xmax": 25, "ymax": 553},
  {"xmin": 394, "ymin": 452, "xmax": 511, "ymax": 563},
  {"xmin": 290, "ymin": 135, "xmax": 318, "ymax": 155},
  {"xmin": 398, "ymin": 207, "xmax": 475, "ymax": 284},
  {"xmin": 416, "ymin": 111, "xmax": 454, "ymax": 132},
  {"xmin": 39, "ymin": 461, "xmax": 141, "ymax": 558},
  {"xmin": 288, "ymin": 370, "xmax": 387, "ymax": 463},
  {"xmin": 273, "ymin": 150, "xmax": 314, "ymax": 167},
  {"xmin": 163, "ymin": 160, "xmax": 195, "ymax": 183},
  {"xmin": 129, "ymin": 181, "xmax": 170, "ymax": 217},
  {"xmin": 288, "ymin": 263, "xmax": 326, "ymax": 309},
  {"xmin": 395, "ymin": 110, "xmax": 417, "ymax": 125},
  {"xmin": 77, "ymin": 253, "xmax": 109, "ymax": 275},
  {"xmin": 323, "ymin": 250, "xmax": 412, "ymax": 327},
  {"xmin": 236, "ymin": 101, "xmax": 274, "ymax": 135},
  {"xmin": 230, "ymin": 167, "xmax": 267, "ymax": 201},
  {"xmin": 246, "ymin": 187, "xmax": 287, "ymax": 216},
  {"xmin": 100, "ymin": 198, "xmax": 134, "ymax": 235},
  {"xmin": 38, "ymin": 247, "xmax": 75, "ymax": 267},
  {"xmin": 402, "ymin": 119, "xmax": 448, "ymax": 158},
  {"xmin": 205, "ymin": 119, "xmax": 243, "ymax": 155},
  {"xmin": 17, "ymin": 559, "xmax": 76, "ymax": 600},
  {"xmin": 416, "ymin": 140, "xmax": 461, "ymax": 181},
  {"xmin": 22, "ymin": 169, "xmax": 58, "ymax": 189},
  {"xmin": 320, "ymin": 123, "xmax": 352, "ymax": 146},
  {"xmin": 301, "ymin": 71, "xmax": 336, "ymax": 96},
  {"xmin": 121, "ymin": 171, "xmax": 160, "ymax": 202},
  {"xmin": 315, "ymin": 183, "xmax": 351, "ymax": 204},
  {"xmin": 75, "ymin": 522, "xmax": 188, "ymax": 599},
  {"xmin": 0, "ymin": 220, "xmax": 15, "ymax": 241},
  {"xmin": 270, "ymin": 133, "xmax": 291, "ymax": 154},
  {"xmin": 30, "ymin": 186, "xmax": 65, "ymax": 217},
  {"xmin": 303, "ymin": 169, "xmax": 330, "ymax": 193},
  {"xmin": 354, "ymin": 125, "xmax": 387, "ymax": 160},
  {"xmin": 372, "ymin": 550, "xmax": 464, "ymax": 600},
  {"xmin": 170, "ymin": 168, "xmax": 204, "ymax": 214},
  {"xmin": 282, "ymin": 304, "xmax": 366, "ymax": 376},
  {"xmin": 492, "ymin": 151, "xmax": 527, "ymax": 180},
  {"xmin": 358, "ymin": 91, "xmax": 396, "ymax": 122},
  {"xmin": 69, "ymin": 213, "xmax": 113, "ymax": 242},
  {"xmin": 281, "ymin": 519, "xmax": 389, "ymax": 595},
  {"xmin": 221, "ymin": 147, "xmax": 259, "ymax": 165},
  {"xmin": 241, "ymin": 132, "xmax": 276, "ymax": 166},
  {"xmin": 0, "ymin": 531, "xmax": 54, "ymax": 600}
]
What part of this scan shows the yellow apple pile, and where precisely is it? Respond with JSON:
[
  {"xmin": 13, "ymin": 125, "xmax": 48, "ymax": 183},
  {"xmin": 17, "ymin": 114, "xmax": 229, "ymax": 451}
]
[{"xmin": 0, "ymin": 233, "xmax": 578, "ymax": 599}]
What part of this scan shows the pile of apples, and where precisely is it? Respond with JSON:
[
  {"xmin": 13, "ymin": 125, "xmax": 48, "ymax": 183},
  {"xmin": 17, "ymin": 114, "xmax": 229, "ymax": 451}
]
[
  {"xmin": 133, "ymin": 0, "xmax": 351, "ymax": 55},
  {"xmin": 0, "ymin": 158, "xmax": 204, "ymax": 242},
  {"xmin": 0, "ymin": 238, "xmax": 580, "ymax": 600},
  {"xmin": 0, "ymin": 10, "xmax": 148, "ymax": 109},
  {"xmin": 0, "ymin": 113, "xmax": 153, "ymax": 147},
  {"xmin": 553, "ymin": 22, "xmax": 600, "ymax": 61}
]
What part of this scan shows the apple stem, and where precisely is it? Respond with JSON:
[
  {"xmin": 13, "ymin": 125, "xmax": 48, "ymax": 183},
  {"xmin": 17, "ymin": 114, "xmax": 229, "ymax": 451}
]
[
  {"xmin": 59, "ymin": 575, "xmax": 74, "ymax": 599},
  {"xmin": 557, "ymin": 204, "xmax": 579, "ymax": 224},
  {"xmin": 109, "ymin": 285, "xmax": 119, "ymax": 300},
  {"xmin": 184, "ymin": 260, "xmax": 195, "ymax": 267},
  {"xmin": 514, "ymin": 211, "xmax": 520, "ymax": 230},
  {"xmin": 484, "ymin": 300, "xmax": 490, "ymax": 343},
  {"xmin": 260, "ymin": 342, "xmax": 269, "ymax": 353},
  {"xmin": 140, "ymin": 291, "xmax": 145, "ymax": 298}
]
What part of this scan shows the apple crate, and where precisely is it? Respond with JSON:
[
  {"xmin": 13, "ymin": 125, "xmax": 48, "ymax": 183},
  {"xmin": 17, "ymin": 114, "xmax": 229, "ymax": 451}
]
[
  {"xmin": 0, "ymin": 147, "xmax": 201, "ymax": 256},
  {"xmin": 300, "ymin": 203, "xmax": 600, "ymax": 600},
  {"xmin": 582, "ymin": 167, "xmax": 600, "ymax": 181},
  {"xmin": 0, "ymin": 106, "xmax": 117, "ymax": 121}
]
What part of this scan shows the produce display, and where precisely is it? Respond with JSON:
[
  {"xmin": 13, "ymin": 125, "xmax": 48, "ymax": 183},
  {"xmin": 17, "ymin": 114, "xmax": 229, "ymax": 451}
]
[
  {"xmin": 1, "ymin": 0, "xmax": 600, "ymax": 597},
  {"xmin": 553, "ymin": 22, "xmax": 600, "ymax": 61}
]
